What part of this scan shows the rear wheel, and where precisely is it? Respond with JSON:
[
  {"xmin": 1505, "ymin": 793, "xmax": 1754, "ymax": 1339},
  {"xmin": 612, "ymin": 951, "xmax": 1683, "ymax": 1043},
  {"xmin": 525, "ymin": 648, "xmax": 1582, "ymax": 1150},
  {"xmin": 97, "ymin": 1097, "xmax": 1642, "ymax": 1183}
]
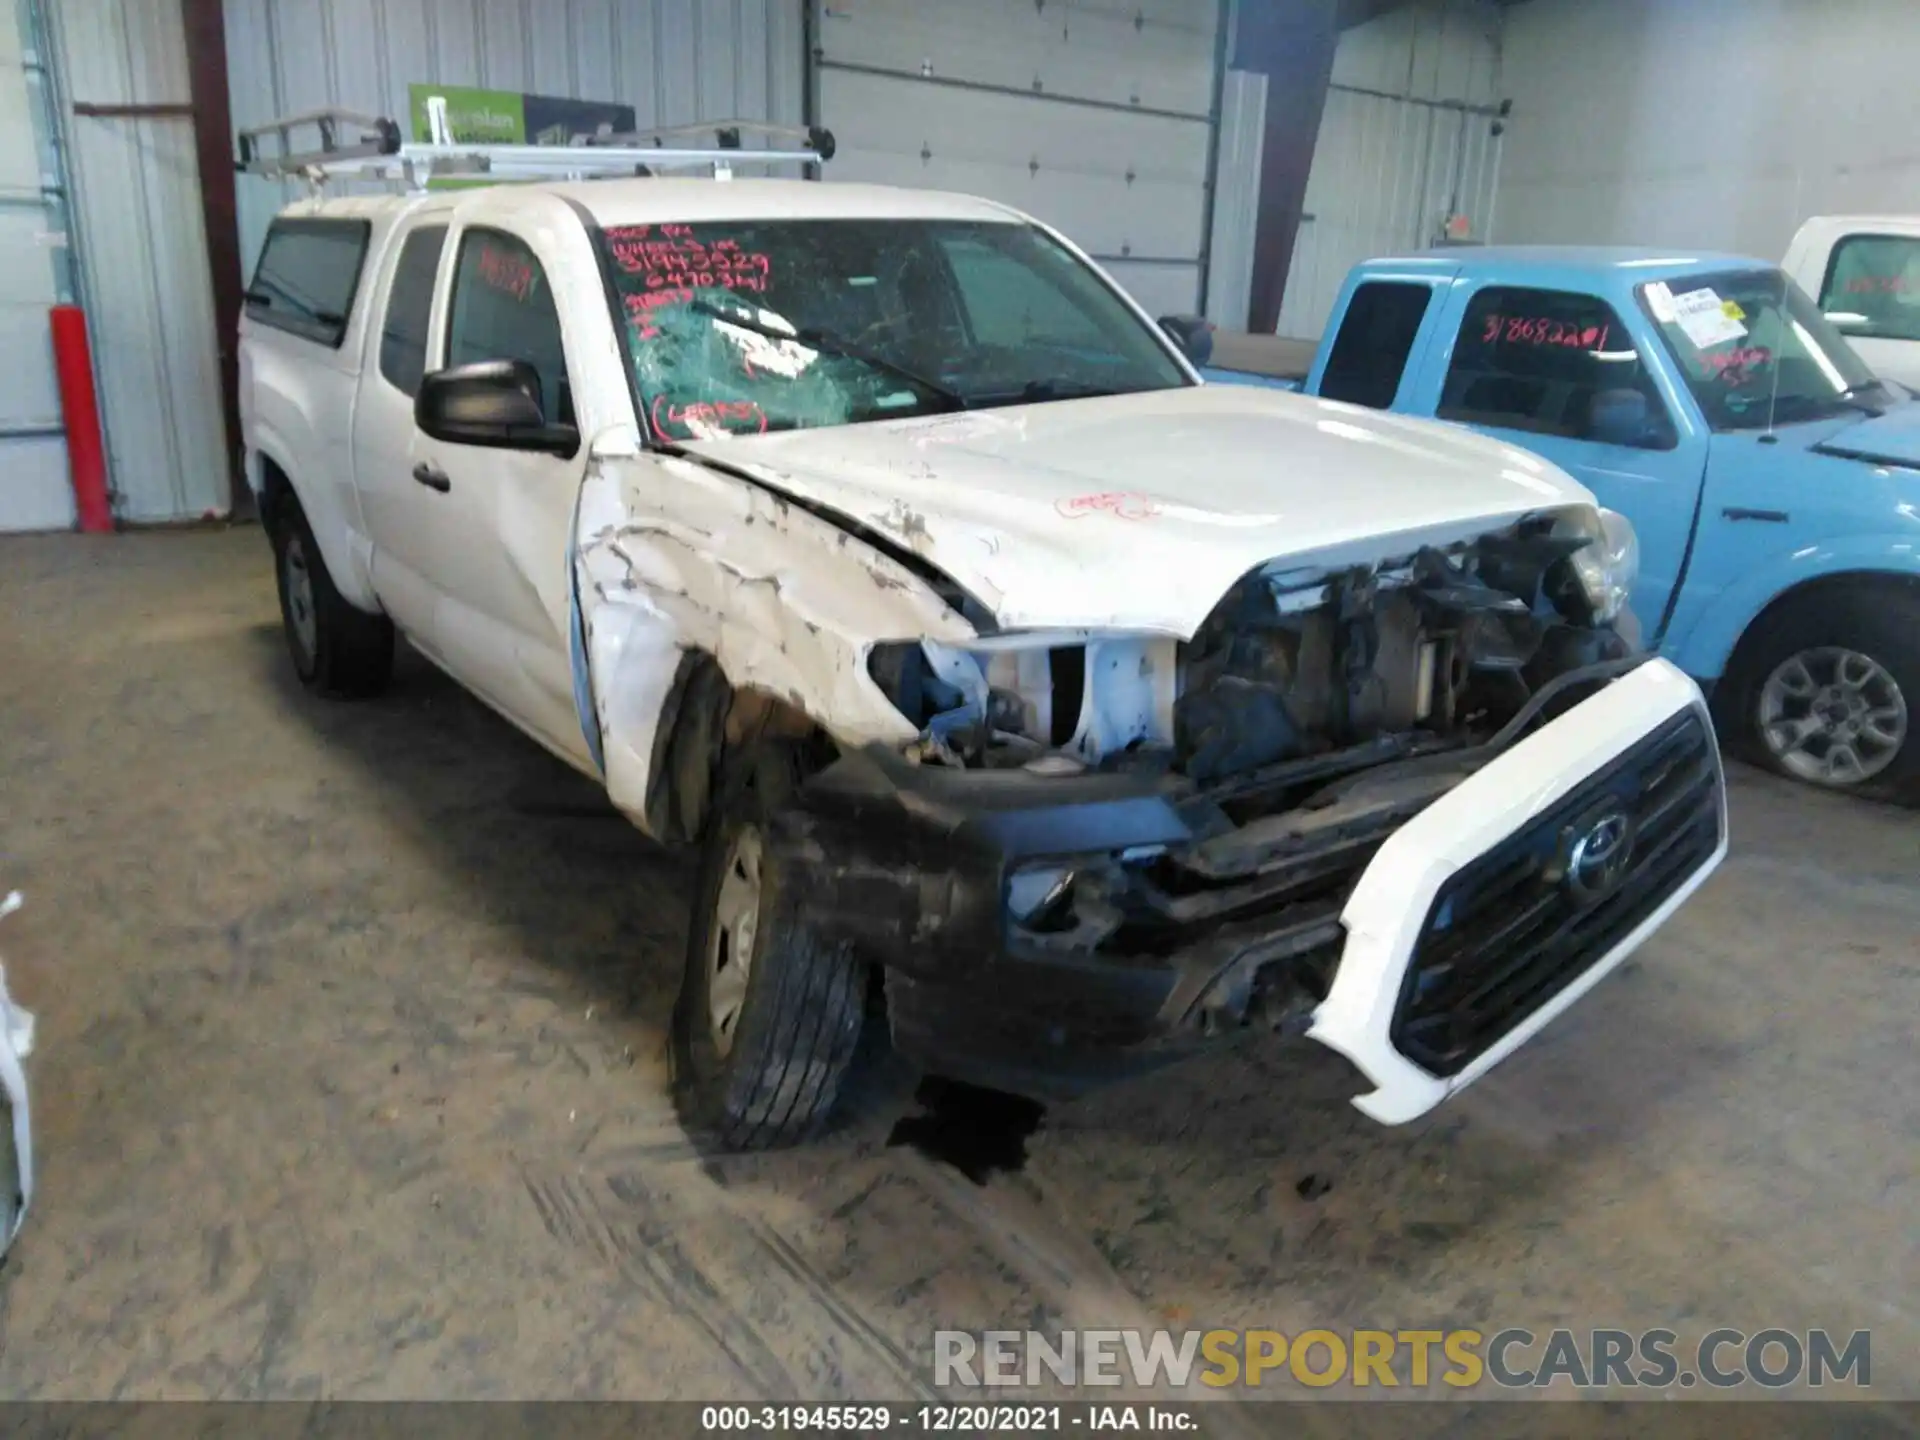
[
  {"xmin": 269, "ymin": 495, "xmax": 394, "ymax": 699},
  {"xmin": 672, "ymin": 741, "xmax": 866, "ymax": 1149},
  {"xmin": 1725, "ymin": 583, "xmax": 1920, "ymax": 805}
]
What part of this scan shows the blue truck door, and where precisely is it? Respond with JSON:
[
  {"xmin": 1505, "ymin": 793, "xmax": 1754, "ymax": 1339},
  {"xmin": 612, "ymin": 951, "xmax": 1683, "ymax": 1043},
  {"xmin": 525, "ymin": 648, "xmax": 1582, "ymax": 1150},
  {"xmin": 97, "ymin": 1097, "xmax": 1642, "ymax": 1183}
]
[{"xmin": 1411, "ymin": 278, "xmax": 1709, "ymax": 640}]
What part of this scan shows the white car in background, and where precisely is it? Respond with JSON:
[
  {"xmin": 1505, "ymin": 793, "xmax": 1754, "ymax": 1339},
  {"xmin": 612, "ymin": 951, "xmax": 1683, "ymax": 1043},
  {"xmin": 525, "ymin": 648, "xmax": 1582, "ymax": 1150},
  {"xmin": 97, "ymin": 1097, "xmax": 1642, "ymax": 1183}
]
[
  {"xmin": 235, "ymin": 128, "xmax": 1727, "ymax": 1150},
  {"xmin": 1786, "ymin": 215, "xmax": 1920, "ymax": 391}
]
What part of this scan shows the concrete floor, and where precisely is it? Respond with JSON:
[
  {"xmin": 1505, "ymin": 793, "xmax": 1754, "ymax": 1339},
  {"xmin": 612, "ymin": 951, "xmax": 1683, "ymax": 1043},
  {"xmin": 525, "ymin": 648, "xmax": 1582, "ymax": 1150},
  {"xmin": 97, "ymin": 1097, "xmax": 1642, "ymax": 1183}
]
[{"xmin": 0, "ymin": 528, "xmax": 1914, "ymax": 1415}]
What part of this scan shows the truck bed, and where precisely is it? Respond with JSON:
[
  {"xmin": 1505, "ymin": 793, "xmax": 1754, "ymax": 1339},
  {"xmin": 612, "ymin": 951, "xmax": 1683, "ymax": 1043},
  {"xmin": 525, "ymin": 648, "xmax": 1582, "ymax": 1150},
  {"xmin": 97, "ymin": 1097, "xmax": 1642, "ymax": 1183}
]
[
  {"xmin": 1208, "ymin": 331, "xmax": 1318, "ymax": 381},
  {"xmin": 1201, "ymin": 331, "xmax": 1317, "ymax": 392}
]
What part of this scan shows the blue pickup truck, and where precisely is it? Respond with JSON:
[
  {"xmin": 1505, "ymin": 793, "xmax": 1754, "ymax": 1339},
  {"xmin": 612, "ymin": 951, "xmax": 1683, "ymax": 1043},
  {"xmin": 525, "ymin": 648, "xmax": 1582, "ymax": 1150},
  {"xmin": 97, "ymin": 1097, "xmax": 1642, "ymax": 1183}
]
[{"xmin": 1175, "ymin": 247, "xmax": 1920, "ymax": 804}]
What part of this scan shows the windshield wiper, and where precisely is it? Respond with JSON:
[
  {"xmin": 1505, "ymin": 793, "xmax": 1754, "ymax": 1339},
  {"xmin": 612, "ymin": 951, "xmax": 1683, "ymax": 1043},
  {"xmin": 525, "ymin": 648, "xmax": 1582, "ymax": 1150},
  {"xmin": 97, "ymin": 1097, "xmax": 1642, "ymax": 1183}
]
[
  {"xmin": 1834, "ymin": 381, "xmax": 1888, "ymax": 417},
  {"xmin": 1016, "ymin": 378, "xmax": 1125, "ymax": 402},
  {"xmin": 688, "ymin": 298, "xmax": 967, "ymax": 412},
  {"xmin": 957, "ymin": 376, "xmax": 1131, "ymax": 410}
]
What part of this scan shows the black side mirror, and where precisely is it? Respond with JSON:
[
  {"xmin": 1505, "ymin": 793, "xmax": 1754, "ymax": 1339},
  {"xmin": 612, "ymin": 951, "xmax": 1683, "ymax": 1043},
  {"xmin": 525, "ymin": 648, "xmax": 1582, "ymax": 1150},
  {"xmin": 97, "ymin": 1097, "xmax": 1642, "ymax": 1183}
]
[
  {"xmin": 1157, "ymin": 313, "xmax": 1215, "ymax": 367},
  {"xmin": 416, "ymin": 359, "xmax": 580, "ymax": 457}
]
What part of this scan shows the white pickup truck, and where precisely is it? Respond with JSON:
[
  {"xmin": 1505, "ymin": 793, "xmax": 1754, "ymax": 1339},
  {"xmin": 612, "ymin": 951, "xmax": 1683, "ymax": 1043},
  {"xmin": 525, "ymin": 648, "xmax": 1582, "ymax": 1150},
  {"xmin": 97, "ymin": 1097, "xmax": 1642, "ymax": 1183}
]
[
  {"xmin": 237, "ymin": 129, "xmax": 1728, "ymax": 1150},
  {"xmin": 1785, "ymin": 214, "xmax": 1920, "ymax": 392}
]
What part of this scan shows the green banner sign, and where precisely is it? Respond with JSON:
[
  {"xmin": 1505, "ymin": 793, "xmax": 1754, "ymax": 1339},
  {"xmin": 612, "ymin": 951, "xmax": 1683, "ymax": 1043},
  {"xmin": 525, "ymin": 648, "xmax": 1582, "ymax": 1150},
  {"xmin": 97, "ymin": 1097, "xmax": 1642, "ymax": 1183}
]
[
  {"xmin": 405, "ymin": 84, "xmax": 636, "ymax": 189},
  {"xmin": 408, "ymin": 85, "xmax": 525, "ymax": 144},
  {"xmin": 407, "ymin": 84, "xmax": 635, "ymax": 145}
]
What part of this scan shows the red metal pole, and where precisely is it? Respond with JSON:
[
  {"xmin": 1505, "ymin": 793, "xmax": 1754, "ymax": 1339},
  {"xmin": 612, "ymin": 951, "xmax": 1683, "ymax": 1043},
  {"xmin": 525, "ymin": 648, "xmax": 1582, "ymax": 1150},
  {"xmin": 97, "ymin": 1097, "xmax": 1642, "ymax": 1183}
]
[{"xmin": 48, "ymin": 304, "xmax": 113, "ymax": 533}]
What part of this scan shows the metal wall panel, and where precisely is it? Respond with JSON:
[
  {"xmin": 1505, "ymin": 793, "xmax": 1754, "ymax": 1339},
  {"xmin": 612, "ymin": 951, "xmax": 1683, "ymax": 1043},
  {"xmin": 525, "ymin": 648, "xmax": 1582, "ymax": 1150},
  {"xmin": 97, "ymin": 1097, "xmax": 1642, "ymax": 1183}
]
[
  {"xmin": 1276, "ymin": 0, "xmax": 1505, "ymax": 340},
  {"xmin": 1501, "ymin": 0, "xmax": 1920, "ymax": 258},
  {"xmin": 225, "ymin": 0, "xmax": 807, "ymax": 275},
  {"xmin": 49, "ymin": 0, "xmax": 230, "ymax": 524},
  {"xmin": 0, "ymin": 0, "xmax": 71, "ymax": 531},
  {"xmin": 1202, "ymin": 65, "xmax": 1263, "ymax": 329},
  {"xmin": 814, "ymin": 0, "xmax": 1220, "ymax": 315}
]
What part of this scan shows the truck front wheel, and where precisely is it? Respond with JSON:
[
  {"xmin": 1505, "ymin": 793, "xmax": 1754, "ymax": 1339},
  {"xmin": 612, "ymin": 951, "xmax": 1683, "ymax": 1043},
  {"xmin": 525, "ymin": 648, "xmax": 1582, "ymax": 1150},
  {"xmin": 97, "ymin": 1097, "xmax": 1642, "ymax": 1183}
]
[
  {"xmin": 269, "ymin": 495, "xmax": 394, "ymax": 699},
  {"xmin": 1726, "ymin": 583, "xmax": 1920, "ymax": 805},
  {"xmin": 672, "ymin": 741, "xmax": 866, "ymax": 1149}
]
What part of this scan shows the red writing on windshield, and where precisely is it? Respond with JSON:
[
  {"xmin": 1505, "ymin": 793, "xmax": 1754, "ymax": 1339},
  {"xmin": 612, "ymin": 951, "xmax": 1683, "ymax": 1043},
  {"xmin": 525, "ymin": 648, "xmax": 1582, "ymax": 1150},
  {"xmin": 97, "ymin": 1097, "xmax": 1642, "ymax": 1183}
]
[
  {"xmin": 1846, "ymin": 275, "xmax": 1910, "ymax": 294},
  {"xmin": 476, "ymin": 244, "xmax": 537, "ymax": 301},
  {"xmin": 1055, "ymin": 491, "xmax": 1161, "ymax": 521},
  {"xmin": 624, "ymin": 286, "xmax": 694, "ymax": 339},
  {"xmin": 650, "ymin": 395, "xmax": 768, "ymax": 439},
  {"xmin": 1480, "ymin": 314, "xmax": 1611, "ymax": 350},
  {"xmin": 606, "ymin": 225, "xmax": 772, "ymax": 296},
  {"xmin": 1699, "ymin": 345, "xmax": 1772, "ymax": 384}
]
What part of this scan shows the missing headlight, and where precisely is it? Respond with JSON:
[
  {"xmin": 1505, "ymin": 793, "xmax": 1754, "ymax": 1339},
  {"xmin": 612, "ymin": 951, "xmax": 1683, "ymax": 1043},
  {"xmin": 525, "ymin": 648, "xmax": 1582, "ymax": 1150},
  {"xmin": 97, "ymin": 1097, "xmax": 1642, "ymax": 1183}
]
[{"xmin": 867, "ymin": 641, "xmax": 967, "ymax": 727}]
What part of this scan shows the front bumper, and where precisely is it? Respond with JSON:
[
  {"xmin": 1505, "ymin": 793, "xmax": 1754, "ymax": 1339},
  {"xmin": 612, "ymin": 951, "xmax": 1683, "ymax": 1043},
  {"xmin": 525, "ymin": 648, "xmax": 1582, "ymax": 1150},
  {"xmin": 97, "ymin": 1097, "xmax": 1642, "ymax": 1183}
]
[{"xmin": 772, "ymin": 658, "xmax": 1727, "ymax": 1121}]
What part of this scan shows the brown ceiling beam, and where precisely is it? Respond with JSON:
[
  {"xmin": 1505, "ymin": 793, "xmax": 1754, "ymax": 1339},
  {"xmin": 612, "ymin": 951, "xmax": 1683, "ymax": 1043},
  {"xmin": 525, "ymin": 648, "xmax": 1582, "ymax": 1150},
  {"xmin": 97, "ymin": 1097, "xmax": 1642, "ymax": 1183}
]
[
  {"xmin": 1233, "ymin": 0, "xmax": 1343, "ymax": 333},
  {"xmin": 180, "ymin": 0, "xmax": 251, "ymax": 521}
]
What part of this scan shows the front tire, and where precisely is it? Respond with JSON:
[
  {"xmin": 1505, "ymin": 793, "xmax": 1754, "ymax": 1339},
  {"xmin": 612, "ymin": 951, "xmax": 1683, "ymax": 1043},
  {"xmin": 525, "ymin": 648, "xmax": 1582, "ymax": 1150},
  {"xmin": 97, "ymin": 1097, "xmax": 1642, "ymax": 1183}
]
[
  {"xmin": 269, "ymin": 495, "xmax": 394, "ymax": 699},
  {"xmin": 1724, "ymin": 583, "xmax": 1920, "ymax": 805},
  {"xmin": 672, "ymin": 742, "xmax": 865, "ymax": 1150}
]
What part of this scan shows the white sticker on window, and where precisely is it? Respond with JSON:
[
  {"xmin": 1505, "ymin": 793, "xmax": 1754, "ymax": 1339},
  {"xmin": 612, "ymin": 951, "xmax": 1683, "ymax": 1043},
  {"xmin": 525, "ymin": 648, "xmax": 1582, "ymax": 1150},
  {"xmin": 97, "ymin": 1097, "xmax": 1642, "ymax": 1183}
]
[
  {"xmin": 1643, "ymin": 281, "xmax": 1677, "ymax": 322},
  {"xmin": 1670, "ymin": 286, "xmax": 1748, "ymax": 349}
]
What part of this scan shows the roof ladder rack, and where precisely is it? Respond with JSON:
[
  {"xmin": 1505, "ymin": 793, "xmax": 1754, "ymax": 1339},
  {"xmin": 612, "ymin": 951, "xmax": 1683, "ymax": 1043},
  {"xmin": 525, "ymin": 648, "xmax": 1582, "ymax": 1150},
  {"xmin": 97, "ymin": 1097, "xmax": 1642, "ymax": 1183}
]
[
  {"xmin": 579, "ymin": 118, "xmax": 837, "ymax": 163},
  {"xmin": 234, "ymin": 99, "xmax": 832, "ymax": 193}
]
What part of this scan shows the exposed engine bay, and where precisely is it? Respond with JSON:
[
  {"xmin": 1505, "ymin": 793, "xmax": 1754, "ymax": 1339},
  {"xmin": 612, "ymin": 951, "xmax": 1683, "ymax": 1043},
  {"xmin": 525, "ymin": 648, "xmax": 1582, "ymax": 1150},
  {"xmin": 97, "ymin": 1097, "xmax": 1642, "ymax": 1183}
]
[{"xmin": 866, "ymin": 510, "xmax": 1637, "ymax": 783}]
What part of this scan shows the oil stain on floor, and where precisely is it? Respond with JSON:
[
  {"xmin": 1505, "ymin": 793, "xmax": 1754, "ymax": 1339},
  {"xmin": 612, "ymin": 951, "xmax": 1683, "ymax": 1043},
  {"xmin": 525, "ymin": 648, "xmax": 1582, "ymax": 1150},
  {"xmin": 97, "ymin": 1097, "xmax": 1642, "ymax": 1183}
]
[{"xmin": 886, "ymin": 1076, "xmax": 1045, "ymax": 1185}]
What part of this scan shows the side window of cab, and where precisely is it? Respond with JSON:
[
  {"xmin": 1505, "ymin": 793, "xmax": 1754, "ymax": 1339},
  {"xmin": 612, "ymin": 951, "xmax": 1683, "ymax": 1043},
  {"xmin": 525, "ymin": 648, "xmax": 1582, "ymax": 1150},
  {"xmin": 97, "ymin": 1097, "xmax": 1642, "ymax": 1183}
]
[
  {"xmin": 377, "ymin": 225, "xmax": 448, "ymax": 396},
  {"xmin": 1319, "ymin": 281, "xmax": 1434, "ymax": 408},
  {"xmin": 1439, "ymin": 285, "xmax": 1677, "ymax": 450},
  {"xmin": 444, "ymin": 227, "xmax": 574, "ymax": 426}
]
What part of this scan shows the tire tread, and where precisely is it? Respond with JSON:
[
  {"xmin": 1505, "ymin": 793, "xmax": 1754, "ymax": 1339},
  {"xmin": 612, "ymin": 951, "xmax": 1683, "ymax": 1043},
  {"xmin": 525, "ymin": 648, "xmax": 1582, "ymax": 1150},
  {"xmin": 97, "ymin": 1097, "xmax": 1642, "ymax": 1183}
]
[
  {"xmin": 271, "ymin": 494, "xmax": 394, "ymax": 700},
  {"xmin": 676, "ymin": 741, "xmax": 865, "ymax": 1149}
]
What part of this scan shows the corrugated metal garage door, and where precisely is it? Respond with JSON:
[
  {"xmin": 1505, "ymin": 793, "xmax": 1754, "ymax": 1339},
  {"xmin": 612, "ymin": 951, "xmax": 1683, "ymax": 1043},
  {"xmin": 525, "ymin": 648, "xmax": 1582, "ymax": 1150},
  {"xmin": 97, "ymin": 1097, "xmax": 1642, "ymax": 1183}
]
[
  {"xmin": 0, "ymin": 0, "xmax": 71, "ymax": 532},
  {"xmin": 51, "ymin": 0, "xmax": 231, "ymax": 524},
  {"xmin": 225, "ymin": 0, "xmax": 807, "ymax": 278},
  {"xmin": 813, "ymin": 0, "xmax": 1222, "ymax": 320},
  {"xmin": 1276, "ymin": 0, "xmax": 1506, "ymax": 341}
]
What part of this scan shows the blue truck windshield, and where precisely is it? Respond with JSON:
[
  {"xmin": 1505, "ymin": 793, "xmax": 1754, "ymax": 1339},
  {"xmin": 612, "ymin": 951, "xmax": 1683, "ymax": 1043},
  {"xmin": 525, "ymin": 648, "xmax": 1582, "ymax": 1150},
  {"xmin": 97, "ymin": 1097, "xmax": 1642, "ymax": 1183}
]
[
  {"xmin": 1637, "ymin": 269, "xmax": 1886, "ymax": 431},
  {"xmin": 598, "ymin": 218, "xmax": 1189, "ymax": 440}
]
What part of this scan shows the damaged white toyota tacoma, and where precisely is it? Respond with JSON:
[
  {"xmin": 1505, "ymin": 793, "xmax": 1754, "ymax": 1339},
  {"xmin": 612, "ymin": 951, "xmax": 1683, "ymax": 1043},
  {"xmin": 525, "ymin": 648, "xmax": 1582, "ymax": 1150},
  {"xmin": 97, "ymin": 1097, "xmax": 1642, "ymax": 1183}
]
[{"xmin": 239, "ymin": 172, "xmax": 1728, "ymax": 1148}]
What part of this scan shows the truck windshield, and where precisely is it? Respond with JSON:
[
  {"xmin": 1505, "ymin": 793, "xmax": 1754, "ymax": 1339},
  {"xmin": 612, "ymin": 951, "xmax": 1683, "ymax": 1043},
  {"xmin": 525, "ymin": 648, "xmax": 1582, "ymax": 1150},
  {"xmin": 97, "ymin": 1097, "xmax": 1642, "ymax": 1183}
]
[
  {"xmin": 597, "ymin": 217, "xmax": 1190, "ymax": 440},
  {"xmin": 1636, "ymin": 269, "xmax": 1889, "ymax": 431}
]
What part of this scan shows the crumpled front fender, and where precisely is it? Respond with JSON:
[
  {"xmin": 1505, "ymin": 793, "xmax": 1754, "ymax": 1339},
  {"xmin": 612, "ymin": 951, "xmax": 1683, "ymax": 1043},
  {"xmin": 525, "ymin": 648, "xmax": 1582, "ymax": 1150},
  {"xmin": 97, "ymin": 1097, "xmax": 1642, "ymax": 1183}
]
[{"xmin": 565, "ymin": 452, "xmax": 978, "ymax": 839}]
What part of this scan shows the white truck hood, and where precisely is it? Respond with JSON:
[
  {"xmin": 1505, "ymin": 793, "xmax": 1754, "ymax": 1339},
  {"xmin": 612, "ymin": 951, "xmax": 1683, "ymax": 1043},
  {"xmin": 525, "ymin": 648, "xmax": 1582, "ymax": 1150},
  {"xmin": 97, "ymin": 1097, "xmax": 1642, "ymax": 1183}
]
[{"xmin": 679, "ymin": 384, "xmax": 1592, "ymax": 636}]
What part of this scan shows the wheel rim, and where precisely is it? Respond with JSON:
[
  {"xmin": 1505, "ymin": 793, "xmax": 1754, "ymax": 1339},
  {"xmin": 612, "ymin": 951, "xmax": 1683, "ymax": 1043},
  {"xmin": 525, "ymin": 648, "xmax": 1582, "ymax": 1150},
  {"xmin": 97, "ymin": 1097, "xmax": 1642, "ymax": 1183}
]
[
  {"xmin": 706, "ymin": 826, "xmax": 764, "ymax": 1057},
  {"xmin": 1758, "ymin": 646, "xmax": 1908, "ymax": 786},
  {"xmin": 283, "ymin": 535, "xmax": 319, "ymax": 665}
]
